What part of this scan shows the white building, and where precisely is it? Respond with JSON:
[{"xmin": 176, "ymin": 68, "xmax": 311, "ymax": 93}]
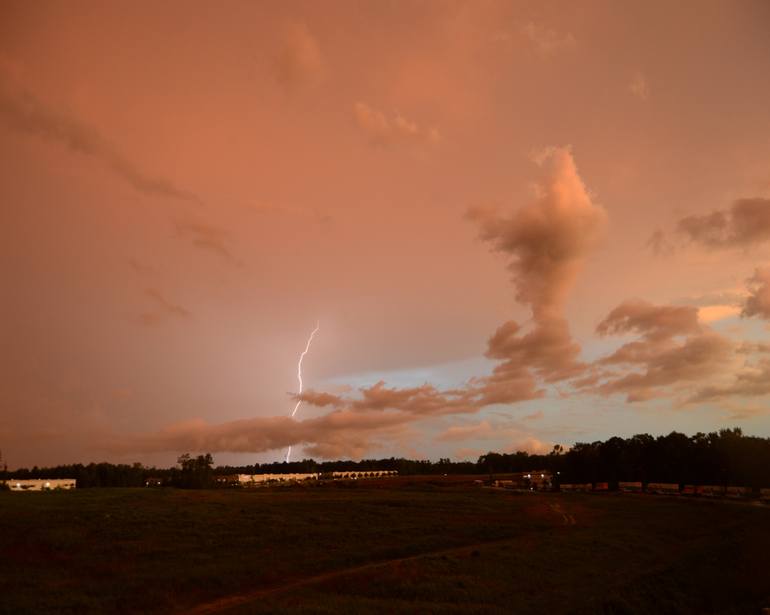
[
  {"xmin": 215, "ymin": 470, "xmax": 398, "ymax": 486},
  {"xmin": 331, "ymin": 470, "xmax": 398, "ymax": 479},
  {"xmin": 240, "ymin": 473, "xmax": 319, "ymax": 484},
  {"xmin": 5, "ymin": 479, "xmax": 76, "ymax": 491}
]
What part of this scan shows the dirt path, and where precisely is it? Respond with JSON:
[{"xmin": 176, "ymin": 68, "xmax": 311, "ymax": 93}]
[
  {"xmin": 185, "ymin": 495, "xmax": 582, "ymax": 615},
  {"xmin": 184, "ymin": 536, "xmax": 537, "ymax": 614},
  {"xmin": 549, "ymin": 502, "xmax": 577, "ymax": 525}
]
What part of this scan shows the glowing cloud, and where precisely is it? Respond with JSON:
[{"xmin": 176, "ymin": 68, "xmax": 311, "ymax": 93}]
[{"xmin": 468, "ymin": 146, "xmax": 607, "ymax": 381}]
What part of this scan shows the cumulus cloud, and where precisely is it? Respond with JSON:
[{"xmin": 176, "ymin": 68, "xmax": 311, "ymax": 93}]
[
  {"xmin": 300, "ymin": 374, "xmax": 540, "ymax": 419},
  {"xmin": 742, "ymin": 267, "xmax": 770, "ymax": 320},
  {"xmin": 484, "ymin": 318, "xmax": 584, "ymax": 382},
  {"xmin": 111, "ymin": 409, "xmax": 413, "ymax": 460},
  {"xmin": 674, "ymin": 198, "xmax": 770, "ymax": 249},
  {"xmin": 273, "ymin": 23, "xmax": 325, "ymax": 91},
  {"xmin": 0, "ymin": 73, "xmax": 202, "ymax": 205},
  {"xmin": 598, "ymin": 332, "xmax": 734, "ymax": 402},
  {"xmin": 349, "ymin": 381, "xmax": 475, "ymax": 415},
  {"xmin": 123, "ymin": 367, "xmax": 541, "ymax": 460},
  {"xmin": 593, "ymin": 300, "xmax": 735, "ymax": 402},
  {"xmin": 469, "ymin": 148, "xmax": 606, "ymax": 321},
  {"xmin": 596, "ymin": 299, "xmax": 701, "ymax": 342},
  {"xmin": 453, "ymin": 447, "xmax": 483, "ymax": 461},
  {"xmin": 436, "ymin": 420, "xmax": 550, "ymax": 456},
  {"xmin": 520, "ymin": 22, "xmax": 575, "ymax": 57},
  {"xmin": 690, "ymin": 359, "xmax": 770, "ymax": 403},
  {"xmin": 504, "ymin": 437, "xmax": 552, "ymax": 455},
  {"xmin": 468, "ymin": 146, "xmax": 606, "ymax": 381},
  {"xmin": 353, "ymin": 102, "xmax": 440, "ymax": 147}
]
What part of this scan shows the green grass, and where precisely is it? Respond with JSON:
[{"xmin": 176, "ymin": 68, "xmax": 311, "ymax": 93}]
[{"xmin": 1, "ymin": 480, "xmax": 768, "ymax": 614}]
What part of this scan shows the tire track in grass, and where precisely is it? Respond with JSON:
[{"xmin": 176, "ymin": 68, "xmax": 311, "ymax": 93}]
[{"xmin": 184, "ymin": 534, "xmax": 560, "ymax": 614}]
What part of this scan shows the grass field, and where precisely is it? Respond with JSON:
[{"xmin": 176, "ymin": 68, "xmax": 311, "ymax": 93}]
[{"xmin": 1, "ymin": 477, "xmax": 768, "ymax": 614}]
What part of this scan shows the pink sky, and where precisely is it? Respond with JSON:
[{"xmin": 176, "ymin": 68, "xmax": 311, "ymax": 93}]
[{"xmin": 2, "ymin": 0, "xmax": 770, "ymax": 468}]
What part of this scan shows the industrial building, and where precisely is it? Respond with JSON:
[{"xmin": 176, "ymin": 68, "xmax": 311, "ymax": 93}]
[{"xmin": 215, "ymin": 470, "xmax": 398, "ymax": 487}]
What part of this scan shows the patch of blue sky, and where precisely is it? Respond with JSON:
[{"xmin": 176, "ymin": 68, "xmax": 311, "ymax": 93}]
[{"xmin": 320, "ymin": 355, "xmax": 497, "ymax": 391}]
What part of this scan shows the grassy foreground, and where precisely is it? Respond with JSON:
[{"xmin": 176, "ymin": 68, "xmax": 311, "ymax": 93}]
[{"xmin": 1, "ymin": 478, "xmax": 768, "ymax": 614}]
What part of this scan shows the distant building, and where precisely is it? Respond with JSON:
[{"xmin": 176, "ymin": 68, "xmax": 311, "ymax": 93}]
[
  {"xmin": 215, "ymin": 470, "xmax": 398, "ymax": 487},
  {"xmin": 619, "ymin": 481, "xmax": 642, "ymax": 493},
  {"xmin": 725, "ymin": 486, "xmax": 752, "ymax": 498},
  {"xmin": 495, "ymin": 471, "xmax": 552, "ymax": 491},
  {"xmin": 328, "ymin": 470, "xmax": 397, "ymax": 480},
  {"xmin": 646, "ymin": 483, "xmax": 679, "ymax": 495},
  {"xmin": 236, "ymin": 473, "xmax": 319, "ymax": 485},
  {"xmin": 5, "ymin": 479, "xmax": 76, "ymax": 491},
  {"xmin": 695, "ymin": 485, "xmax": 725, "ymax": 497},
  {"xmin": 560, "ymin": 483, "xmax": 592, "ymax": 492}
]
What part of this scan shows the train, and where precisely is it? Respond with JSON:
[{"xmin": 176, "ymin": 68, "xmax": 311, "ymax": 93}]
[{"xmin": 559, "ymin": 481, "xmax": 770, "ymax": 502}]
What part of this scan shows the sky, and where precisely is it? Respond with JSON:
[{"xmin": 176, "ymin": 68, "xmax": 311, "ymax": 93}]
[{"xmin": 2, "ymin": 0, "xmax": 770, "ymax": 469}]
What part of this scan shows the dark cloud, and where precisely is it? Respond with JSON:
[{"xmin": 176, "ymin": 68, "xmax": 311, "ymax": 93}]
[
  {"xmin": 484, "ymin": 318, "xmax": 584, "ymax": 382},
  {"xmin": 596, "ymin": 299, "xmax": 701, "ymax": 342},
  {"xmin": 690, "ymin": 359, "xmax": 770, "ymax": 402},
  {"xmin": 174, "ymin": 219, "xmax": 237, "ymax": 263},
  {"xmin": 646, "ymin": 229, "xmax": 674, "ymax": 256},
  {"xmin": 110, "ymin": 409, "xmax": 413, "ymax": 460},
  {"xmin": 675, "ymin": 198, "xmax": 770, "ymax": 249},
  {"xmin": 742, "ymin": 267, "xmax": 770, "ymax": 320},
  {"xmin": 301, "ymin": 375, "xmax": 539, "ymax": 418},
  {"xmin": 593, "ymin": 300, "xmax": 734, "ymax": 402},
  {"xmin": 0, "ymin": 76, "xmax": 202, "ymax": 205},
  {"xmin": 468, "ymin": 146, "xmax": 606, "ymax": 381},
  {"xmin": 139, "ymin": 288, "xmax": 191, "ymax": 326},
  {"xmin": 597, "ymin": 331, "xmax": 733, "ymax": 402},
  {"xmin": 189, "ymin": 373, "xmax": 536, "ymax": 457}
]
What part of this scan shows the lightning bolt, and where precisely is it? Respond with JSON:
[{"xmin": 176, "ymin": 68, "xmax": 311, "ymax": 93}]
[{"xmin": 285, "ymin": 321, "xmax": 320, "ymax": 463}]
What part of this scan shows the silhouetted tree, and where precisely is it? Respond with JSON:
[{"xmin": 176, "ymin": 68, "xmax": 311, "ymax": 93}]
[{"xmin": 174, "ymin": 453, "xmax": 214, "ymax": 489}]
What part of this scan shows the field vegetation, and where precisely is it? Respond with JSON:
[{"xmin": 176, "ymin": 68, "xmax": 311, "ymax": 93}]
[{"xmin": 1, "ymin": 478, "xmax": 768, "ymax": 614}]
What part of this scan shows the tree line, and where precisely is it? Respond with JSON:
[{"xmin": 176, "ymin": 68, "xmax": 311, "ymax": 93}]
[
  {"xmin": 0, "ymin": 454, "xmax": 217, "ymax": 489},
  {"xmin": 2, "ymin": 428, "xmax": 769, "ymax": 489},
  {"xmin": 480, "ymin": 428, "xmax": 770, "ymax": 488}
]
